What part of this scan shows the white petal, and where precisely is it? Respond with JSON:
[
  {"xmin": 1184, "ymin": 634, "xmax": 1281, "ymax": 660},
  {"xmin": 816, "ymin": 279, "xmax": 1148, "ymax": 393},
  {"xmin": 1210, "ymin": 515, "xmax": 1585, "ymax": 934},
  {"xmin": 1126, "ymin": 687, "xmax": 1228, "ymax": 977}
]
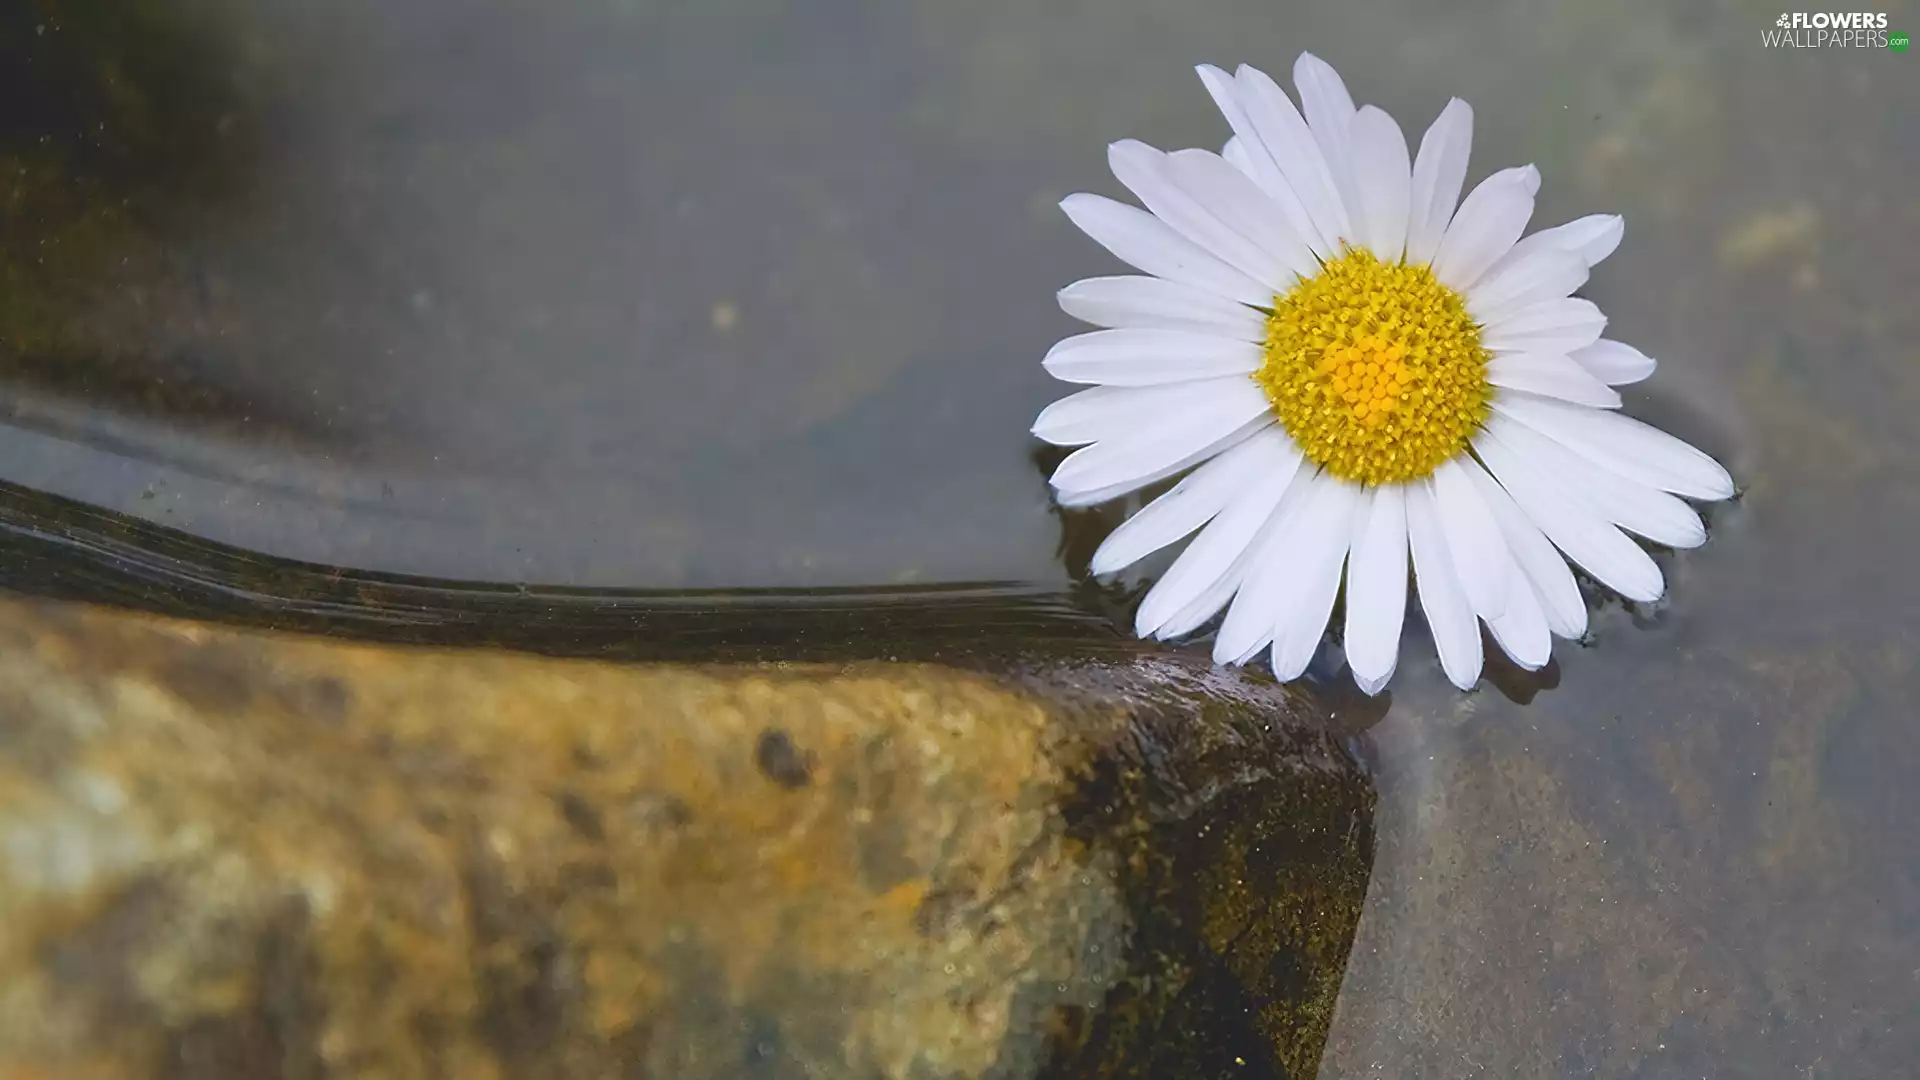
[
  {"xmin": 1293, "ymin": 52, "xmax": 1360, "ymax": 226},
  {"xmin": 1562, "ymin": 214, "xmax": 1623, "ymax": 263},
  {"xmin": 1194, "ymin": 65, "xmax": 1334, "ymax": 259},
  {"xmin": 1056, "ymin": 418, "xmax": 1270, "ymax": 509},
  {"xmin": 1107, "ymin": 140, "xmax": 1300, "ymax": 294},
  {"xmin": 1487, "ymin": 353, "xmax": 1623, "ymax": 409},
  {"xmin": 1570, "ymin": 338, "xmax": 1657, "ymax": 385},
  {"xmin": 1059, "ymin": 193, "xmax": 1273, "ymax": 307},
  {"xmin": 1210, "ymin": 466, "xmax": 1336, "ymax": 666},
  {"xmin": 1133, "ymin": 429, "xmax": 1302, "ymax": 635},
  {"xmin": 1406, "ymin": 479, "xmax": 1484, "ymax": 690},
  {"xmin": 1492, "ymin": 393, "xmax": 1734, "ymax": 500},
  {"xmin": 1467, "ymin": 249, "xmax": 1589, "ymax": 324},
  {"xmin": 1348, "ymin": 105, "xmax": 1412, "ymax": 263},
  {"xmin": 1156, "ymin": 547, "xmax": 1255, "ymax": 639},
  {"xmin": 1144, "ymin": 453, "xmax": 1297, "ymax": 638},
  {"xmin": 1089, "ymin": 429, "xmax": 1285, "ymax": 574},
  {"xmin": 1481, "ymin": 298, "xmax": 1608, "ymax": 354},
  {"xmin": 1293, "ymin": 53, "xmax": 1357, "ymax": 147},
  {"xmin": 1209, "ymin": 502, "xmax": 1300, "ymax": 664},
  {"xmin": 1352, "ymin": 659, "xmax": 1398, "ymax": 697},
  {"xmin": 1487, "ymin": 566, "xmax": 1552, "ymax": 670},
  {"xmin": 1499, "ymin": 214, "xmax": 1625, "ymax": 271},
  {"xmin": 1230, "ymin": 627, "xmax": 1272, "ymax": 667},
  {"xmin": 1268, "ymin": 475, "xmax": 1361, "ymax": 680},
  {"xmin": 1431, "ymin": 457, "xmax": 1512, "ymax": 619},
  {"xmin": 1163, "ymin": 148, "xmax": 1319, "ymax": 284},
  {"xmin": 1058, "ymin": 276, "xmax": 1267, "ymax": 339},
  {"xmin": 1157, "ymin": 567, "xmax": 1245, "ymax": 640},
  {"xmin": 1043, "ymin": 329, "xmax": 1262, "ymax": 387},
  {"xmin": 1484, "ymin": 411, "xmax": 1705, "ymax": 548},
  {"xmin": 1343, "ymin": 484, "xmax": 1409, "ymax": 695},
  {"xmin": 1033, "ymin": 385, "xmax": 1138, "ymax": 446},
  {"xmin": 1431, "ymin": 167, "xmax": 1537, "ymax": 291},
  {"xmin": 1404, "ymin": 98, "xmax": 1474, "ymax": 264},
  {"xmin": 1472, "ymin": 428, "xmax": 1664, "ymax": 602},
  {"xmin": 1458, "ymin": 455, "xmax": 1588, "ymax": 639},
  {"xmin": 1235, "ymin": 63, "xmax": 1353, "ymax": 248},
  {"xmin": 1050, "ymin": 381, "xmax": 1272, "ymax": 503},
  {"xmin": 1221, "ymin": 136, "xmax": 1256, "ymax": 179},
  {"xmin": 1033, "ymin": 377, "xmax": 1253, "ymax": 446}
]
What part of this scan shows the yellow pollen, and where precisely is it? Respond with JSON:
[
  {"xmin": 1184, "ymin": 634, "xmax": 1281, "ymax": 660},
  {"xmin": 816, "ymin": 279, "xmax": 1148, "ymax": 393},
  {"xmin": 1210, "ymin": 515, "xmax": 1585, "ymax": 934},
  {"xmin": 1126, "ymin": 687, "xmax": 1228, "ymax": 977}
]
[{"xmin": 1255, "ymin": 246, "xmax": 1491, "ymax": 486}]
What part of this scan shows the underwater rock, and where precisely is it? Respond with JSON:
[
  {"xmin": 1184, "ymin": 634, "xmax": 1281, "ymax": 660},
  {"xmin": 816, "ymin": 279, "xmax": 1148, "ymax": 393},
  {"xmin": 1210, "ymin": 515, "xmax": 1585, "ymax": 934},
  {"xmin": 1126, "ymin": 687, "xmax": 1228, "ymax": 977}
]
[{"xmin": 0, "ymin": 596, "xmax": 1371, "ymax": 1079}]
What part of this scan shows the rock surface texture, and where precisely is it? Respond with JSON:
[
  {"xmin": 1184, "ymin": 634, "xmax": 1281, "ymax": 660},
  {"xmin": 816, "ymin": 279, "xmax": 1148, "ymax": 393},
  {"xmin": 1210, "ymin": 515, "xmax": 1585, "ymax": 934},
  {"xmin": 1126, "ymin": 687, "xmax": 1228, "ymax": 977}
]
[{"xmin": 0, "ymin": 597, "xmax": 1372, "ymax": 1079}]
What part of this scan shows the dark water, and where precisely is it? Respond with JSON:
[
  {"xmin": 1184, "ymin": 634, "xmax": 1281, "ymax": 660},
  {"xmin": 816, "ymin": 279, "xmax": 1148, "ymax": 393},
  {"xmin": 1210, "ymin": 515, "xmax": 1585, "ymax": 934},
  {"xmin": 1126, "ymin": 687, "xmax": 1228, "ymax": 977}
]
[
  {"xmin": 0, "ymin": 479, "xmax": 1131, "ymax": 664},
  {"xmin": 4, "ymin": 0, "xmax": 1919, "ymax": 1074}
]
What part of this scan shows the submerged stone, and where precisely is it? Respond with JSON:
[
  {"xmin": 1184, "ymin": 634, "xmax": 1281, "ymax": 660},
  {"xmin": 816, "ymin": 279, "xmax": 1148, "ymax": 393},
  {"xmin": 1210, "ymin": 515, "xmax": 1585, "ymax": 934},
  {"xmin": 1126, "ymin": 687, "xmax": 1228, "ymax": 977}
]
[{"xmin": 0, "ymin": 596, "xmax": 1371, "ymax": 1079}]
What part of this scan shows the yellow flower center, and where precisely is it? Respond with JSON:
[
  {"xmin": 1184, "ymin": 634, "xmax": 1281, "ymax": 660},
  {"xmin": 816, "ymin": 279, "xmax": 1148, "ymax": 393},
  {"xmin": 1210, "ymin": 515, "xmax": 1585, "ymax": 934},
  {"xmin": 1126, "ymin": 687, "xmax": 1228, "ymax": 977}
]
[{"xmin": 1255, "ymin": 247, "xmax": 1491, "ymax": 487}]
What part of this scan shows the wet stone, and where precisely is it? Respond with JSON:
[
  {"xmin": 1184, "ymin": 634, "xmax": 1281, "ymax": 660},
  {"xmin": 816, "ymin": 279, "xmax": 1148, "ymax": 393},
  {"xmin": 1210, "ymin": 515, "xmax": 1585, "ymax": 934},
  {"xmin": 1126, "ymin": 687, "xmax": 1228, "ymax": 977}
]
[
  {"xmin": 0, "ymin": 596, "xmax": 1372, "ymax": 1080},
  {"xmin": 754, "ymin": 729, "xmax": 815, "ymax": 790}
]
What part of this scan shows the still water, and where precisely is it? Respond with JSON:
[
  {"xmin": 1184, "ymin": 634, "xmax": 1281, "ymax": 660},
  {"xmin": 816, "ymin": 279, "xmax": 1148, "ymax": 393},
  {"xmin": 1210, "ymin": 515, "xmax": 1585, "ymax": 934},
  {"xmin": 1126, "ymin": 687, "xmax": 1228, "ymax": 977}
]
[{"xmin": 3, "ymin": 0, "xmax": 1918, "ymax": 1074}]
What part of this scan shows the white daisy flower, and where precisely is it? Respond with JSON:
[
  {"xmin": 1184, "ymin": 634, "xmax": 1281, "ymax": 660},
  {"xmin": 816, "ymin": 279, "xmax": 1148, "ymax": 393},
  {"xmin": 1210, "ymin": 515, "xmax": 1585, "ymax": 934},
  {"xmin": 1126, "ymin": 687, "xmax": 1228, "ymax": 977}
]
[{"xmin": 1034, "ymin": 54, "xmax": 1735, "ymax": 694}]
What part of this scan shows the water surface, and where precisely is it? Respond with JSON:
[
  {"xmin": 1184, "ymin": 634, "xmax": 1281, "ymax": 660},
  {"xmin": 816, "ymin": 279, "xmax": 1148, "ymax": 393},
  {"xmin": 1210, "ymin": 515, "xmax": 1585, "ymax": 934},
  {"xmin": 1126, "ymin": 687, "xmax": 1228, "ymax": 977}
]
[{"xmin": 4, "ymin": 0, "xmax": 1919, "ymax": 1074}]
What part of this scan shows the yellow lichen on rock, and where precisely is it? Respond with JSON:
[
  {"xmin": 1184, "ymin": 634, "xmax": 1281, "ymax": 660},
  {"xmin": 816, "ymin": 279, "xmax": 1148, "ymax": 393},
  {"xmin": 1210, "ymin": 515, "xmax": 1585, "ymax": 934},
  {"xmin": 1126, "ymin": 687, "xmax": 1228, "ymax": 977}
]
[{"xmin": 0, "ymin": 598, "xmax": 1123, "ymax": 1080}]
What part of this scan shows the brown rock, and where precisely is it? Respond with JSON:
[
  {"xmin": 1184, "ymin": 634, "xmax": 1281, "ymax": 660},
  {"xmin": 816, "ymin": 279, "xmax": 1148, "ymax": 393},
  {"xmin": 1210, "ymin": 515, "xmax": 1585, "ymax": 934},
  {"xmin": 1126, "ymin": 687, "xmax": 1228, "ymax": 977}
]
[{"xmin": 0, "ymin": 597, "xmax": 1372, "ymax": 1079}]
